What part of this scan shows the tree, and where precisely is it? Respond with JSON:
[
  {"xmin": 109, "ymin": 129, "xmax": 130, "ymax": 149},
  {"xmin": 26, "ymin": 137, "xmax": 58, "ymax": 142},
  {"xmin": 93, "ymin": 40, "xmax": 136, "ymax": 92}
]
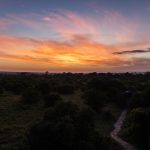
[
  {"xmin": 43, "ymin": 93, "xmax": 62, "ymax": 107},
  {"xmin": 130, "ymin": 90, "xmax": 150, "ymax": 109},
  {"xmin": 83, "ymin": 90, "xmax": 107, "ymax": 112},
  {"xmin": 36, "ymin": 80, "xmax": 51, "ymax": 95},
  {"xmin": 56, "ymin": 84, "xmax": 75, "ymax": 95},
  {"xmin": 0, "ymin": 85, "xmax": 4, "ymax": 95},
  {"xmin": 123, "ymin": 108, "xmax": 150, "ymax": 149},
  {"xmin": 28, "ymin": 102, "xmax": 102, "ymax": 150},
  {"xmin": 22, "ymin": 88, "xmax": 41, "ymax": 104}
]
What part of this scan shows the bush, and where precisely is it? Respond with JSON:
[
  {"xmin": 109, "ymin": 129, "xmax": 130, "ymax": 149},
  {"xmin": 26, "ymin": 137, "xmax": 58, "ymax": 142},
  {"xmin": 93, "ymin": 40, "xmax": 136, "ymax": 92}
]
[
  {"xmin": 36, "ymin": 80, "xmax": 51, "ymax": 95},
  {"xmin": 43, "ymin": 93, "xmax": 62, "ymax": 107},
  {"xmin": 102, "ymin": 110, "xmax": 114, "ymax": 120},
  {"xmin": 28, "ymin": 102, "xmax": 102, "ymax": 150},
  {"xmin": 130, "ymin": 92, "xmax": 144, "ymax": 108},
  {"xmin": 83, "ymin": 90, "xmax": 107, "ymax": 112},
  {"xmin": 123, "ymin": 108, "xmax": 150, "ymax": 149},
  {"xmin": 44, "ymin": 101, "xmax": 79, "ymax": 121},
  {"xmin": 130, "ymin": 90, "xmax": 150, "ymax": 109},
  {"xmin": 56, "ymin": 84, "xmax": 74, "ymax": 95},
  {"xmin": 2, "ymin": 79, "xmax": 26, "ymax": 94},
  {"xmin": 143, "ymin": 88, "xmax": 150, "ymax": 107},
  {"xmin": 0, "ymin": 85, "xmax": 4, "ymax": 95},
  {"xmin": 115, "ymin": 91, "xmax": 131, "ymax": 108},
  {"xmin": 87, "ymin": 78, "xmax": 125, "ymax": 92},
  {"xmin": 22, "ymin": 88, "xmax": 41, "ymax": 104}
]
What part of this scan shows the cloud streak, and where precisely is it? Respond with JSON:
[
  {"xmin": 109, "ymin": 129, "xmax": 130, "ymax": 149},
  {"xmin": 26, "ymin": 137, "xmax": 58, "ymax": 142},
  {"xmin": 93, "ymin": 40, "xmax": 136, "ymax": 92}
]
[
  {"xmin": 0, "ymin": 9, "xmax": 145, "ymax": 44},
  {"xmin": 113, "ymin": 48, "xmax": 150, "ymax": 55}
]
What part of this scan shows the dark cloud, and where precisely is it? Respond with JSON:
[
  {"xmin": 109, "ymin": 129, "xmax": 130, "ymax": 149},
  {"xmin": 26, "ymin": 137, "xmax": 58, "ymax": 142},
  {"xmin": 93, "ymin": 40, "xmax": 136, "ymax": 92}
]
[{"xmin": 113, "ymin": 48, "xmax": 150, "ymax": 55}]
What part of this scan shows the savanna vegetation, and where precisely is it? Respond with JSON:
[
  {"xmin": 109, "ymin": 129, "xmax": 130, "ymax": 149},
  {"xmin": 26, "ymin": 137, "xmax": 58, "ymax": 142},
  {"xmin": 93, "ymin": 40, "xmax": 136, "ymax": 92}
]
[{"xmin": 0, "ymin": 72, "xmax": 150, "ymax": 150}]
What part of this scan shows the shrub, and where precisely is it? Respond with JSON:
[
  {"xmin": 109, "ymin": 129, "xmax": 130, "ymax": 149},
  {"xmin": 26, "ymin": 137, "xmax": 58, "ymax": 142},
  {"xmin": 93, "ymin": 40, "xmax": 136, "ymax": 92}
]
[
  {"xmin": 36, "ymin": 80, "xmax": 51, "ymax": 95},
  {"xmin": 130, "ymin": 91, "xmax": 150, "ymax": 109},
  {"xmin": 56, "ymin": 84, "xmax": 74, "ymax": 95},
  {"xmin": 43, "ymin": 93, "xmax": 62, "ymax": 107},
  {"xmin": 115, "ymin": 91, "xmax": 131, "ymax": 108},
  {"xmin": 83, "ymin": 90, "xmax": 107, "ymax": 112},
  {"xmin": 2, "ymin": 79, "xmax": 26, "ymax": 94},
  {"xmin": 87, "ymin": 78, "xmax": 125, "ymax": 92},
  {"xmin": 130, "ymin": 92, "xmax": 144, "ymax": 109},
  {"xmin": 22, "ymin": 88, "xmax": 41, "ymax": 104},
  {"xmin": 0, "ymin": 86, "xmax": 4, "ymax": 95},
  {"xmin": 102, "ymin": 110, "xmax": 114, "ymax": 120},
  {"xmin": 44, "ymin": 101, "xmax": 78, "ymax": 121},
  {"xmin": 123, "ymin": 108, "xmax": 150, "ymax": 149},
  {"xmin": 28, "ymin": 102, "xmax": 102, "ymax": 150},
  {"xmin": 143, "ymin": 88, "xmax": 150, "ymax": 107}
]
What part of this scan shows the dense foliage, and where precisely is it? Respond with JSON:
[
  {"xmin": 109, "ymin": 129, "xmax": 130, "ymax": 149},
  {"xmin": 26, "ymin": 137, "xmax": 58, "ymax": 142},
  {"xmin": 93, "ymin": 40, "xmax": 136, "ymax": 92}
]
[
  {"xmin": 43, "ymin": 93, "xmax": 62, "ymax": 107},
  {"xmin": 29, "ymin": 102, "xmax": 103, "ymax": 150},
  {"xmin": 0, "ymin": 85, "xmax": 4, "ymax": 95},
  {"xmin": 0, "ymin": 72, "xmax": 150, "ymax": 150},
  {"xmin": 22, "ymin": 88, "xmax": 41, "ymax": 104}
]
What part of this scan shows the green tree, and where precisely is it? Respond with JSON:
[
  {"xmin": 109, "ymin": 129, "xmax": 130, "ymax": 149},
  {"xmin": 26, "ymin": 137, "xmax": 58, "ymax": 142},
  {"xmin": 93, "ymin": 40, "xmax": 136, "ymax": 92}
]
[
  {"xmin": 56, "ymin": 84, "xmax": 75, "ymax": 95},
  {"xmin": 123, "ymin": 108, "xmax": 150, "ymax": 149},
  {"xmin": 29, "ymin": 102, "xmax": 102, "ymax": 150},
  {"xmin": 43, "ymin": 93, "xmax": 62, "ymax": 107},
  {"xmin": 0, "ymin": 85, "xmax": 4, "ymax": 95},
  {"xmin": 22, "ymin": 88, "xmax": 41, "ymax": 104},
  {"xmin": 83, "ymin": 90, "xmax": 107, "ymax": 112}
]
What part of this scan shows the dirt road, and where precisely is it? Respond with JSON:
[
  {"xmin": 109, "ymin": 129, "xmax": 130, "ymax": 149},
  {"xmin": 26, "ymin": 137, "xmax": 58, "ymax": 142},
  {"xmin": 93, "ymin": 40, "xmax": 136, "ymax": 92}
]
[{"xmin": 110, "ymin": 110, "xmax": 137, "ymax": 150}]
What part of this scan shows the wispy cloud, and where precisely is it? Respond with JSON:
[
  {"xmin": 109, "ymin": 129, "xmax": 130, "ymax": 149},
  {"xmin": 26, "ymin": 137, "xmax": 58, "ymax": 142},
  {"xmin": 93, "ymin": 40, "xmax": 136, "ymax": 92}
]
[
  {"xmin": 0, "ymin": 9, "xmax": 150, "ymax": 72},
  {"xmin": 42, "ymin": 10, "xmax": 98, "ymax": 39},
  {"xmin": 113, "ymin": 48, "xmax": 150, "ymax": 55},
  {"xmin": 0, "ymin": 9, "xmax": 148, "ymax": 45},
  {"xmin": 1, "ymin": 35, "xmax": 150, "ymax": 72},
  {"xmin": 42, "ymin": 9, "xmax": 140, "ymax": 44}
]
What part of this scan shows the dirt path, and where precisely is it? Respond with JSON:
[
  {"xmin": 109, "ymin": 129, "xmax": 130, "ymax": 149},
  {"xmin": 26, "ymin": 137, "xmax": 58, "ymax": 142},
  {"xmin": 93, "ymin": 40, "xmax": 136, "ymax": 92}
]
[{"xmin": 110, "ymin": 110, "xmax": 137, "ymax": 150}]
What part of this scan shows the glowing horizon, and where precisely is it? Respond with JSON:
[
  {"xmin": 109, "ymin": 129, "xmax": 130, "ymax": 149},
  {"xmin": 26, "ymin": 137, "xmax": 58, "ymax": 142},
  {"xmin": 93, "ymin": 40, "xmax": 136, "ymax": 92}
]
[{"xmin": 0, "ymin": 0, "xmax": 150, "ymax": 72}]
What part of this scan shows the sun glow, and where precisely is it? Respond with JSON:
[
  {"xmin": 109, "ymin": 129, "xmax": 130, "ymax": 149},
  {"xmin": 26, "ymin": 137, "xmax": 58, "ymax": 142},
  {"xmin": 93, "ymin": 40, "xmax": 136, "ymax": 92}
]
[{"xmin": 54, "ymin": 55, "xmax": 80, "ymax": 64}]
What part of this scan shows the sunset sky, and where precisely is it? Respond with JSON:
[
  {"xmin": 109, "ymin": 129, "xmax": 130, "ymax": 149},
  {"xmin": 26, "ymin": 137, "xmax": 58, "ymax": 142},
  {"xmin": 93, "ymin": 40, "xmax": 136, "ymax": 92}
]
[{"xmin": 0, "ymin": 0, "xmax": 150, "ymax": 72}]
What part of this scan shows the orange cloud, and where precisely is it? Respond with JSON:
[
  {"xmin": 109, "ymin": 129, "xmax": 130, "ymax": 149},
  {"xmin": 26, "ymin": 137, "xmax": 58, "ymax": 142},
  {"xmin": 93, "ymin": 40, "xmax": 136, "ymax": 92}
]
[
  {"xmin": 0, "ymin": 35, "xmax": 123, "ymax": 71},
  {"xmin": 1, "ymin": 35, "xmax": 149, "ymax": 72},
  {"xmin": 0, "ymin": 9, "xmax": 150, "ymax": 72}
]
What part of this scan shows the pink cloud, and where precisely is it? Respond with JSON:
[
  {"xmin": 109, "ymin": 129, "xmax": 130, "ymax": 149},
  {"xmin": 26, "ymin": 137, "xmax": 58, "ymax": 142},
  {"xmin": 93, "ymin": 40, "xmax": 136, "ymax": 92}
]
[
  {"xmin": 42, "ymin": 9, "xmax": 142, "ymax": 45},
  {"xmin": 0, "ymin": 9, "xmax": 147, "ymax": 46},
  {"xmin": 43, "ymin": 10, "xmax": 98, "ymax": 39}
]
